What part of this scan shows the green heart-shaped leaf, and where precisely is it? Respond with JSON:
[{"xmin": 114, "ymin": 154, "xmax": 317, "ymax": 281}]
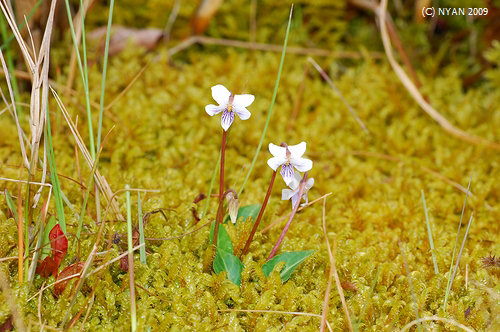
[
  {"xmin": 209, "ymin": 222, "xmax": 233, "ymax": 253},
  {"xmin": 213, "ymin": 248, "xmax": 244, "ymax": 286},
  {"xmin": 262, "ymin": 250, "xmax": 315, "ymax": 282}
]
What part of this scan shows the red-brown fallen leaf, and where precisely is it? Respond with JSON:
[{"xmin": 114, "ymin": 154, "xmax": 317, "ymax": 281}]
[
  {"xmin": 36, "ymin": 255, "xmax": 59, "ymax": 278},
  {"xmin": 50, "ymin": 224, "xmax": 68, "ymax": 262},
  {"xmin": 0, "ymin": 316, "xmax": 13, "ymax": 332},
  {"xmin": 54, "ymin": 262, "xmax": 84, "ymax": 297},
  {"xmin": 120, "ymin": 255, "xmax": 128, "ymax": 271},
  {"xmin": 36, "ymin": 224, "xmax": 68, "ymax": 278},
  {"xmin": 341, "ymin": 281, "xmax": 358, "ymax": 292}
]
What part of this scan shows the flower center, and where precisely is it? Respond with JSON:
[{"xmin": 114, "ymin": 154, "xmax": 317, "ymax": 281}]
[{"xmin": 227, "ymin": 104, "xmax": 233, "ymax": 112}]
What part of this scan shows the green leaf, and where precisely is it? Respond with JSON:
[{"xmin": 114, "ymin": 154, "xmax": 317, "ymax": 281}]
[
  {"xmin": 262, "ymin": 250, "xmax": 315, "ymax": 282},
  {"xmin": 41, "ymin": 216, "xmax": 57, "ymax": 260},
  {"xmin": 213, "ymin": 248, "xmax": 244, "ymax": 286},
  {"xmin": 3, "ymin": 189, "xmax": 17, "ymax": 222},
  {"xmin": 209, "ymin": 222, "xmax": 233, "ymax": 253},
  {"xmin": 224, "ymin": 204, "xmax": 261, "ymax": 223}
]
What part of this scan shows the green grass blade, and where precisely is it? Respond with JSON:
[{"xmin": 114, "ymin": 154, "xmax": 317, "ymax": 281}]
[
  {"xmin": 421, "ymin": 190, "xmax": 438, "ymax": 274},
  {"xmin": 45, "ymin": 103, "xmax": 66, "ymax": 233},
  {"xmin": 443, "ymin": 175, "xmax": 471, "ymax": 311},
  {"xmin": 75, "ymin": 147, "xmax": 103, "ymax": 242},
  {"xmin": 64, "ymin": 0, "xmax": 95, "ymax": 160},
  {"xmin": 137, "ymin": 192, "xmax": 146, "ymax": 264},
  {"xmin": 97, "ymin": 0, "xmax": 115, "ymax": 150},
  {"xmin": 4, "ymin": 189, "xmax": 18, "ymax": 222},
  {"xmin": 126, "ymin": 184, "xmax": 137, "ymax": 332},
  {"xmin": 237, "ymin": 5, "xmax": 294, "ymax": 197}
]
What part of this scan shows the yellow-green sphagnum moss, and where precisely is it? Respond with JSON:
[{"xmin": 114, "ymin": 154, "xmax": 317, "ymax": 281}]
[{"xmin": 1, "ymin": 8, "xmax": 500, "ymax": 331}]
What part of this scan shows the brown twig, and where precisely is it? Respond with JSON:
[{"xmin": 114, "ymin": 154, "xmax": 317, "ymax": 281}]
[
  {"xmin": 287, "ymin": 61, "xmax": 309, "ymax": 131},
  {"xmin": 377, "ymin": 0, "xmax": 500, "ymax": 150},
  {"xmin": 307, "ymin": 57, "xmax": 368, "ymax": 134},
  {"xmin": 240, "ymin": 170, "xmax": 277, "ymax": 257},
  {"xmin": 213, "ymin": 129, "xmax": 227, "ymax": 249}
]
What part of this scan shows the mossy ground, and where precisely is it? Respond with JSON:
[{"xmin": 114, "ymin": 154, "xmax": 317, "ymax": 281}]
[{"xmin": 1, "ymin": 0, "xmax": 500, "ymax": 331}]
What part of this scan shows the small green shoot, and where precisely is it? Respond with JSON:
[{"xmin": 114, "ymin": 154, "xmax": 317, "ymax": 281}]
[
  {"xmin": 443, "ymin": 175, "xmax": 471, "ymax": 311},
  {"xmin": 41, "ymin": 216, "xmax": 57, "ymax": 260},
  {"xmin": 3, "ymin": 189, "xmax": 17, "ymax": 221},
  {"xmin": 421, "ymin": 190, "xmax": 438, "ymax": 274},
  {"xmin": 262, "ymin": 250, "xmax": 314, "ymax": 282}
]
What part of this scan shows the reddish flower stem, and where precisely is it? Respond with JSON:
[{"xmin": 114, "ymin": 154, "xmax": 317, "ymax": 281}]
[
  {"xmin": 213, "ymin": 130, "xmax": 227, "ymax": 248},
  {"xmin": 267, "ymin": 173, "xmax": 308, "ymax": 260},
  {"xmin": 240, "ymin": 170, "xmax": 277, "ymax": 257}
]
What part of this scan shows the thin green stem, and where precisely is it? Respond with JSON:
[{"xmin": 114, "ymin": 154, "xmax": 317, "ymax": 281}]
[
  {"xmin": 237, "ymin": 4, "xmax": 294, "ymax": 197},
  {"xmin": 240, "ymin": 170, "xmax": 277, "ymax": 258}
]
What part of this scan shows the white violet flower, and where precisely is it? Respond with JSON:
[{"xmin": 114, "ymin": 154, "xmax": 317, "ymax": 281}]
[
  {"xmin": 267, "ymin": 141, "xmax": 313, "ymax": 184},
  {"xmin": 205, "ymin": 84, "xmax": 254, "ymax": 131},
  {"xmin": 282, "ymin": 171, "xmax": 314, "ymax": 208}
]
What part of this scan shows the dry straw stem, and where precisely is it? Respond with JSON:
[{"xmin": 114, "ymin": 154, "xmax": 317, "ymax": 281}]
[
  {"xmin": 261, "ymin": 192, "xmax": 333, "ymax": 233},
  {"xmin": 0, "ymin": 267, "xmax": 26, "ymax": 332},
  {"xmin": 0, "ymin": 48, "xmax": 28, "ymax": 168},
  {"xmin": 37, "ymin": 281, "xmax": 45, "ymax": 329},
  {"xmin": 0, "ymin": 0, "xmax": 59, "ymax": 178},
  {"xmin": 470, "ymin": 280, "xmax": 500, "ymax": 301},
  {"xmin": 377, "ymin": 0, "xmax": 500, "ymax": 150},
  {"xmin": 50, "ymin": 86, "xmax": 124, "ymax": 220},
  {"xmin": 218, "ymin": 309, "xmax": 333, "ymax": 332},
  {"xmin": 322, "ymin": 199, "xmax": 354, "ymax": 332},
  {"xmin": 399, "ymin": 316, "xmax": 474, "ymax": 332},
  {"xmin": 320, "ymin": 197, "xmax": 334, "ymax": 332},
  {"xmin": 307, "ymin": 57, "xmax": 368, "ymax": 134}
]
